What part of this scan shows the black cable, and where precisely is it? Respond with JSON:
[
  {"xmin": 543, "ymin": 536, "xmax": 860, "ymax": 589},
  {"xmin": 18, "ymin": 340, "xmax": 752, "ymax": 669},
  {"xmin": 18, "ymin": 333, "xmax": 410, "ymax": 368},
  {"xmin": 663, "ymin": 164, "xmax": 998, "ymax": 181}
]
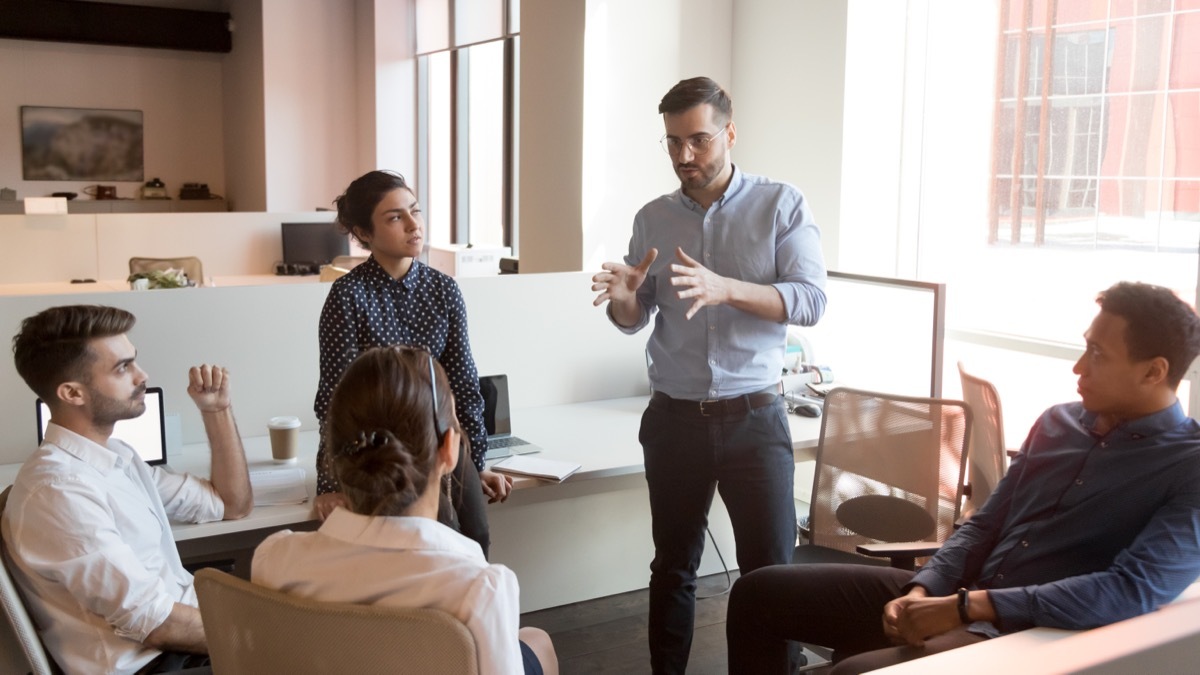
[{"xmin": 696, "ymin": 526, "xmax": 732, "ymax": 599}]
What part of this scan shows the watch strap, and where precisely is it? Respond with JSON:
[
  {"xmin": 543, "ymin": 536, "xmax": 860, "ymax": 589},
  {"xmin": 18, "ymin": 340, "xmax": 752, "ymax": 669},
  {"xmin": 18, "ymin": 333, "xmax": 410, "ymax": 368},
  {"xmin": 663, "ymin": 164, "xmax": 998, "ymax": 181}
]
[{"xmin": 956, "ymin": 587, "xmax": 971, "ymax": 624}]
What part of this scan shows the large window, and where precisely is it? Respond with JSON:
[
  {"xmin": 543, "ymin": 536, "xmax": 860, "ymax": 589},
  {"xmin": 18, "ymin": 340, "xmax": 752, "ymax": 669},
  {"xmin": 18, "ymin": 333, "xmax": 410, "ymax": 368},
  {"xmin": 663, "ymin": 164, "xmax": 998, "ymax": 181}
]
[
  {"xmin": 843, "ymin": 1, "xmax": 1199, "ymax": 425},
  {"xmin": 888, "ymin": 1, "xmax": 1198, "ymax": 345},
  {"xmin": 991, "ymin": 2, "xmax": 1200, "ymax": 251},
  {"xmin": 415, "ymin": 0, "xmax": 519, "ymax": 251}
]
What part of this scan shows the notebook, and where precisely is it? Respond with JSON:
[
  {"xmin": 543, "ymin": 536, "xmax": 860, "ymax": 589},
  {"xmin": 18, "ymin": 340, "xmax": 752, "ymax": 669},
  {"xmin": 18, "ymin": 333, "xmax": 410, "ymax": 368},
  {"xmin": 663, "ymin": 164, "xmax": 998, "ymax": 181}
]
[
  {"xmin": 36, "ymin": 386, "xmax": 168, "ymax": 466},
  {"xmin": 479, "ymin": 374, "xmax": 543, "ymax": 461}
]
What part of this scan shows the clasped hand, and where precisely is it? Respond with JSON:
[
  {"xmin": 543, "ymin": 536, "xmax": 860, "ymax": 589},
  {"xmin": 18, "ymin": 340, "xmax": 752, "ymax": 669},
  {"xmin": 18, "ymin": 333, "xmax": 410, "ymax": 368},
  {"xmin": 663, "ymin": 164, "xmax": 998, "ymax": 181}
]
[{"xmin": 882, "ymin": 588, "xmax": 961, "ymax": 647}]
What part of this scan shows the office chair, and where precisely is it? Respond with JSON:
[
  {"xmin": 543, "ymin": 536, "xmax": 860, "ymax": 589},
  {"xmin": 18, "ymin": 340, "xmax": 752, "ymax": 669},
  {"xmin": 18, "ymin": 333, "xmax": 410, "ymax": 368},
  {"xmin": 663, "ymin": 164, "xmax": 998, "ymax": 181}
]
[
  {"xmin": 794, "ymin": 387, "xmax": 972, "ymax": 570},
  {"xmin": 128, "ymin": 257, "xmax": 204, "ymax": 287},
  {"xmin": 194, "ymin": 568, "xmax": 479, "ymax": 675},
  {"xmin": 0, "ymin": 487, "xmax": 61, "ymax": 675},
  {"xmin": 957, "ymin": 362, "xmax": 1010, "ymax": 519}
]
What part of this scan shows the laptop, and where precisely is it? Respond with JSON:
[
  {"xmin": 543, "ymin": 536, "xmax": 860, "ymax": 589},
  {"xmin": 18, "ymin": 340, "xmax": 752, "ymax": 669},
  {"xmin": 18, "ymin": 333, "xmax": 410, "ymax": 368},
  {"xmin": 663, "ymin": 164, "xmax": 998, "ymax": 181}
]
[
  {"xmin": 480, "ymin": 374, "xmax": 543, "ymax": 461},
  {"xmin": 36, "ymin": 386, "xmax": 169, "ymax": 466}
]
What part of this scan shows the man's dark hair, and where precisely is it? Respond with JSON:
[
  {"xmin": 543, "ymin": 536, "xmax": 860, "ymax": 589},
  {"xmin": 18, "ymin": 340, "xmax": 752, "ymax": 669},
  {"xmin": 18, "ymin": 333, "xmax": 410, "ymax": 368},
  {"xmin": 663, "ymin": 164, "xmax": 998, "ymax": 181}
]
[
  {"xmin": 659, "ymin": 77, "xmax": 733, "ymax": 123},
  {"xmin": 1097, "ymin": 281, "xmax": 1200, "ymax": 388},
  {"xmin": 12, "ymin": 305, "xmax": 136, "ymax": 402}
]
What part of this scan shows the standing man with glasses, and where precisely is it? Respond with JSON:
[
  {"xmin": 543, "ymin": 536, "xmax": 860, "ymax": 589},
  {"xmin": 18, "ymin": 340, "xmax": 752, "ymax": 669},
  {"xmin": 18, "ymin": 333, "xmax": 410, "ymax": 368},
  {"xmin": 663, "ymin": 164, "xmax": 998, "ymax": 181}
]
[{"xmin": 591, "ymin": 76, "xmax": 827, "ymax": 673}]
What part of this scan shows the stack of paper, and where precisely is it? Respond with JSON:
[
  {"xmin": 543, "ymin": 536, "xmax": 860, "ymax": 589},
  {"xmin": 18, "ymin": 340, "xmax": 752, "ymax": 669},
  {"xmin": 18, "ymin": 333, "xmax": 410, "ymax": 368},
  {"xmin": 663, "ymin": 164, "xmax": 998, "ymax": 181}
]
[
  {"xmin": 492, "ymin": 455, "xmax": 581, "ymax": 483},
  {"xmin": 249, "ymin": 467, "xmax": 309, "ymax": 505}
]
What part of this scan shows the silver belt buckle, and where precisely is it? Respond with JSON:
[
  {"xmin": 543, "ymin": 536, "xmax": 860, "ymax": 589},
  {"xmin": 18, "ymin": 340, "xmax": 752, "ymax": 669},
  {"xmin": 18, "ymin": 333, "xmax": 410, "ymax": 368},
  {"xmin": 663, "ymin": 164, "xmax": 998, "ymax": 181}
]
[{"xmin": 699, "ymin": 399, "xmax": 719, "ymax": 416}]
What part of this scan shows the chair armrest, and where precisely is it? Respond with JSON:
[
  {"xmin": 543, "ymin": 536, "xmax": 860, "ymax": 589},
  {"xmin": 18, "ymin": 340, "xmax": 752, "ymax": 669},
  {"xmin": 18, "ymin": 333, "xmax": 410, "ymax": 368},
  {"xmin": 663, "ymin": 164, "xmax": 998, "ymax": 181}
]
[{"xmin": 856, "ymin": 541, "xmax": 943, "ymax": 570}]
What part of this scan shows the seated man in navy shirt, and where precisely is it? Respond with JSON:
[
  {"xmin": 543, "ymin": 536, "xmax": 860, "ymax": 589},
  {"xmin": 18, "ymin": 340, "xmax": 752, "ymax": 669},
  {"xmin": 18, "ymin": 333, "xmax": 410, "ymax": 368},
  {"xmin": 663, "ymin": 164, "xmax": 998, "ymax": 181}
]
[{"xmin": 726, "ymin": 281, "xmax": 1200, "ymax": 674}]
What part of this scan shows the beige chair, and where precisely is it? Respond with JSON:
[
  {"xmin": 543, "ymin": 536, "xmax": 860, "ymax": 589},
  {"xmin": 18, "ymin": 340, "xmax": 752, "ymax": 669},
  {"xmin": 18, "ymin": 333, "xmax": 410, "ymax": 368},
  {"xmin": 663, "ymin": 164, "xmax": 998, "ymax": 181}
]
[
  {"xmin": 794, "ymin": 387, "xmax": 972, "ymax": 570},
  {"xmin": 957, "ymin": 361, "xmax": 1010, "ymax": 518},
  {"xmin": 194, "ymin": 568, "xmax": 479, "ymax": 675},
  {"xmin": 0, "ymin": 487, "xmax": 61, "ymax": 675},
  {"xmin": 128, "ymin": 257, "xmax": 204, "ymax": 286}
]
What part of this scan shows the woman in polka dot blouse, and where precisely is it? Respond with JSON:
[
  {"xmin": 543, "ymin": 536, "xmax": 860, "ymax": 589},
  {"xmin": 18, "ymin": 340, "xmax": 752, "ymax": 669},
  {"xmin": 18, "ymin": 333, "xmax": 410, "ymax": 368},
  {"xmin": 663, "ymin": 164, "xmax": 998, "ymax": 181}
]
[{"xmin": 312, "ymin": 170, "xmax": 511, "ymax": 555}]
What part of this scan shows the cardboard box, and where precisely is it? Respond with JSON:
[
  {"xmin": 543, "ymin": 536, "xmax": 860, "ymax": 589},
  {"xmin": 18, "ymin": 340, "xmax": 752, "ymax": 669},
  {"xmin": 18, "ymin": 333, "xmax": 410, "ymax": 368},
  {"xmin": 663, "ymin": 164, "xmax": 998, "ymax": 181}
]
[{"xmin": 427, "ymin": 244, "xmax": 511, "ymax": 277}]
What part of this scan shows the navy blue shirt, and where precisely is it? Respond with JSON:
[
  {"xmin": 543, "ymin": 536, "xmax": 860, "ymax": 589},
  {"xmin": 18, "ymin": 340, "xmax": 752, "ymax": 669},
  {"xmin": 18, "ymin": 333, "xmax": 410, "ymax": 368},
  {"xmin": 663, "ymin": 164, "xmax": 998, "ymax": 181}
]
[
  {"xmin": 314, "ymin": 256, "xmax": 487, "ymax": 495},
  {"xmin": 912, "ymin": 401, "xmax": 1200, "ymax": 635}
]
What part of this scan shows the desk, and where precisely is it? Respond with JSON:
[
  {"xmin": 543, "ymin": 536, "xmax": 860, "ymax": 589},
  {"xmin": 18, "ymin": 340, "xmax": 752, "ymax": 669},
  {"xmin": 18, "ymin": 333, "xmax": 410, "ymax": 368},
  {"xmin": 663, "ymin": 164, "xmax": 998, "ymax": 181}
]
[{"xmin": 0, "ymin": 395, "xmax": 824, "ymax": 610}]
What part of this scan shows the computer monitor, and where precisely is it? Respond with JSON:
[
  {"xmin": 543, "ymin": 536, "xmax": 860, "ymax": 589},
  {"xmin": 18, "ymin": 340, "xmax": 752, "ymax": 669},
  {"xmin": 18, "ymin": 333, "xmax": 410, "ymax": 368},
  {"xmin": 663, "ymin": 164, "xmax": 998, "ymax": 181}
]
[
  {"xmin": 36, "ymin": 386, "xmax": 168, "ymax": 465},
  {"xmin": 281, "ymin": 222, "xmax": 349, "ymax": 267},
  {"xmin": 801, "ymin": 272, "xmax": 946, "ymax": 398}
]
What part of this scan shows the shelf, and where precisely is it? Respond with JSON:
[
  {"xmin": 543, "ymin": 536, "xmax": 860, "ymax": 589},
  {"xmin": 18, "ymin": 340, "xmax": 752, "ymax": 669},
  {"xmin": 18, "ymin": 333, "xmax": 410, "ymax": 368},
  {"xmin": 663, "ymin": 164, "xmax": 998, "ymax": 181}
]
[{"xmin": 0, "ymin": 199, "xmax": 228, "ymax": 215}]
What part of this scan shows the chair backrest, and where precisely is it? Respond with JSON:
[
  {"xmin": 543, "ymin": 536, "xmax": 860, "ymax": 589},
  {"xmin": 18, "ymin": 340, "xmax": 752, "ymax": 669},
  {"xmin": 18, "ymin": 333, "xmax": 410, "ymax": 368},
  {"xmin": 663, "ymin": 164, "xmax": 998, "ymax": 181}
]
[
  {"xmin": 808, "ymin": 387, "xmax": 972, "ymax": 557},
  {"xmin": 957, "ymin": 361, "xmax": 1009, "ymax": 516},
  {"xmin": 0, "ymin": 487, "xmax": 60, "ymax": 675},
  {"xmin": 194, "ymin": 568, "xmax": 479, "ymax": 675},
  {"xmin": 128, "ymin": 257, "xmax": 204, "ymax": 286}
]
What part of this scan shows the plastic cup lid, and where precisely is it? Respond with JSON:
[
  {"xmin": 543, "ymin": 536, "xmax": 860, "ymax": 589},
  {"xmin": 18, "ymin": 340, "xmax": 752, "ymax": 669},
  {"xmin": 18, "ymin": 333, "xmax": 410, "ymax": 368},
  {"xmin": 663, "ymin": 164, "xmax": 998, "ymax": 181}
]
[{"xmin": 268, "ymin": 415, "xmax": 301, "ymax": 429}]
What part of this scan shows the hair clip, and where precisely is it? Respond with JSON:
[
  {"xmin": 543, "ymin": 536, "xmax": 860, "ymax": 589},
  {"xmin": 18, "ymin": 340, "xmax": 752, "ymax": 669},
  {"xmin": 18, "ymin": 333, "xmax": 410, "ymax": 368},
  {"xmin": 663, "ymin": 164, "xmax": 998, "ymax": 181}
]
[{"xmin": 342, "ymin": 430, "xmax": 391, "ymax": 455}]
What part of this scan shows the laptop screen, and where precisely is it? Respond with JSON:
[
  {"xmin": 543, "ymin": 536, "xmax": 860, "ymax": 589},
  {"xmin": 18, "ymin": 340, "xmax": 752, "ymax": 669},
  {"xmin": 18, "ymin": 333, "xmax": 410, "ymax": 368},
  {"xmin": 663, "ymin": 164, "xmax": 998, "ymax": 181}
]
[
  {"xmin": 36, "ymin": 386, "xmax": 168, "ymax": 466},
  {"xmin": 479, "ymin": 374, "xmax": 512, "ymax": 438}
]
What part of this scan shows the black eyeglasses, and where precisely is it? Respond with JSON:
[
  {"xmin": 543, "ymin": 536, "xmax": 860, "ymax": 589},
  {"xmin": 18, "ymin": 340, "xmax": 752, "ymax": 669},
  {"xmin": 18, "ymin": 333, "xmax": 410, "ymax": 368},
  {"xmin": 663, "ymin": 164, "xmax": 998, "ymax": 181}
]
[{"xmin": 428, "ymin": 353, "xmax": 446, "ymax": 442}]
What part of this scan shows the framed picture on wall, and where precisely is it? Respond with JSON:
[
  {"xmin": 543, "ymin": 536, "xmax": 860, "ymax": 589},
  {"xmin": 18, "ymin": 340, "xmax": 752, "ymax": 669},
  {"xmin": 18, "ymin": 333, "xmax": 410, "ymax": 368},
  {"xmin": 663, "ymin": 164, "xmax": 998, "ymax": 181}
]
[{"xmin": 20, "ymin": 106, "xmax": 145, "ymax": 181}]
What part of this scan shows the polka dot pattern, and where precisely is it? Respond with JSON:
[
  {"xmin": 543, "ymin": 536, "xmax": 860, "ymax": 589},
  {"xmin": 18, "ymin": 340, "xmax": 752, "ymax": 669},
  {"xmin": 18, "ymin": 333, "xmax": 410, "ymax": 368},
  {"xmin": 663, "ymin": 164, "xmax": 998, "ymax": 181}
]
[{"xmin": 314, "ymin": 256, "xmax": 487, "ymax": 494}]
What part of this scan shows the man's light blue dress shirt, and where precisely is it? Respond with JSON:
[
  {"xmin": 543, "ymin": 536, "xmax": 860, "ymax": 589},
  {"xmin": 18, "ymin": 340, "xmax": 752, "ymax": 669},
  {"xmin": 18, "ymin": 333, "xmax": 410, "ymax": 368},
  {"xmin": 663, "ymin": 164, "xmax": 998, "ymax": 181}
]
[{"xmin": 613, "ymin": 166, "xmax": 827, "ymax": 400}]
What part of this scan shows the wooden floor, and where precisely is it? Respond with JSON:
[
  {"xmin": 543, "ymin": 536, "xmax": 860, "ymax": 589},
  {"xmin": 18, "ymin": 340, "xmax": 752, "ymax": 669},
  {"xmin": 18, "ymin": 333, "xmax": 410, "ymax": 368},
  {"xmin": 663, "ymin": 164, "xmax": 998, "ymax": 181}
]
[{"xmin": 521, "ymin": 570, "xmax": 831, "ymax": 674}]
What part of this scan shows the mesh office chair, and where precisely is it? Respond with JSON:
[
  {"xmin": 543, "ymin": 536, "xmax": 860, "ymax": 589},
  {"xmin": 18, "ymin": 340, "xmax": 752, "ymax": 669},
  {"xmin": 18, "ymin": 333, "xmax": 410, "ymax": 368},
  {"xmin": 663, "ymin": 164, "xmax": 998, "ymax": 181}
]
[
  {"xmin": 128, "ymin": 257, "xmax": 204, "ymax": 287},
  {"xmin": 957, "ymin": 362, "xmax": 1010, "ymax": 518},
  {"xmin": 0, "ymin": 487, "xmax": 61, "ymax": 675},
  {"xmin": 794, "ymin": 387, "xmax": 972, "ymax": 570},
  {"xmin": 194, "ymin": 568, "xmax": 479, "ymax": 675}
]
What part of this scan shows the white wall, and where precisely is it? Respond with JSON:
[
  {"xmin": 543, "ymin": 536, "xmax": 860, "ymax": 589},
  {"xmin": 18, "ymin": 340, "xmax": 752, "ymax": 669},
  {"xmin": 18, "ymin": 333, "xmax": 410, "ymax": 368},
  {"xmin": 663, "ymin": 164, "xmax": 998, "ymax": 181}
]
[
  {"xmin": 520, "ymin": 0, "xmax": 739, "ymax": 273},
  {"xmin": 222, "ymin": 0, "xmax": 268, "ymax": 211},
  {"xmin": 261, "ymin": 0, "xmax": 360, "ymax": 212},
  {"xmin": 732, "ymin": 0, "xmax": 847, "ymax": 272},
  {"xmin": 0, "ymin": 211, "xmax": 334, "ymax": 284},
  {"xmin": 0, "ymin": 271, "xmax": 648, "ymax": 464},
  {"xmin": 367, "ymin": 0, "xmax": 419, "ymax": 177},
  {"xmin": 517, "ymin": 0, "xmax": 587, "ymax": 272},
  {"xmin": 579, "ymin": 0, "xmax": 733, "ymax": 272},
  {"xmin": 836, "ymin": 0, "xmax": 907, "ymax": 276},
  {"xmin": 0, "ymin": 38, "xmax": 226, "ymax": 203}
]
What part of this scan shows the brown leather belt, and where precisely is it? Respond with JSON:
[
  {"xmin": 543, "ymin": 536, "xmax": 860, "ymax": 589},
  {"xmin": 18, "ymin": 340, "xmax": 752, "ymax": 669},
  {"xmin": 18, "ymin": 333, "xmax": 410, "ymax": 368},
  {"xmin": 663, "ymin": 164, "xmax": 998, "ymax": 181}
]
[{"xmin": 651, "ymin": 386, "xmax": 781, "ymax": 417}]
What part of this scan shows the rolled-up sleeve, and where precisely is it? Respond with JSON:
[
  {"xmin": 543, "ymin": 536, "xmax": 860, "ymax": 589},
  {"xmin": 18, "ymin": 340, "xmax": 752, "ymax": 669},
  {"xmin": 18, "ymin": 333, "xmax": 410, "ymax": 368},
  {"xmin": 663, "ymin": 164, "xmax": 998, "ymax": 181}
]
[
  {"xmin": 609, "ymin": 213, "xmax": 656, "ymax": 335},
  {"xmin": 12, "ymin": 479, "xmax": 179, "ymax": 643},
  {"xmin": 773, "ymin": 191, "xmax": 826, "ymax": 327}
]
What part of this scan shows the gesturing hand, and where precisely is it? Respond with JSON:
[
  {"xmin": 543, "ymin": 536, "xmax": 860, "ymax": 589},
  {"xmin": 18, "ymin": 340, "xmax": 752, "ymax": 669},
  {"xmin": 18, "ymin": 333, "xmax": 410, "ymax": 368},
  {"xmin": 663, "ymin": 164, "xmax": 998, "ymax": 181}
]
[
  {"xmin": 591, "ymin": 249, "xmax": 659, "ymax": 307},
  {"xmin": 187, "ymin": 364, "xmax": 231, "ymax": 413},
  {"xmin": 670, "ymin": 247, "xmax": 731, "ymax": 320}
]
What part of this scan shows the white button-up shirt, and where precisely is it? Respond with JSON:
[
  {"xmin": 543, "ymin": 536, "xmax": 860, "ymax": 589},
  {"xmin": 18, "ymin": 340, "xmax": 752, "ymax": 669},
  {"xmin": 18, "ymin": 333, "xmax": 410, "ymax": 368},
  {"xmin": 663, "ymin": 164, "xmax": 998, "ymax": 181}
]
[
  {"xmin": 1, "ymin": 424, "xmax": 224, "ymax": 675},
  {"xmin": 252, "ymin": 509, "xmax": 525, "ymax": 675}
]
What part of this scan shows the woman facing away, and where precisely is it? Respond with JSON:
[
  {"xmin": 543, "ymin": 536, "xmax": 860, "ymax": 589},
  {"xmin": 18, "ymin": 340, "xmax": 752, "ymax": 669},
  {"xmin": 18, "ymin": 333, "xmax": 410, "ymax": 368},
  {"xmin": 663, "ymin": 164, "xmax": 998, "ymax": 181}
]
[
  {"xmin": 253, "ymin": 346, "xmax": 558, "ymax": 675},
  {"xmin": 312, "ymin": 170, "xmax": 511, "ymax": 555}
]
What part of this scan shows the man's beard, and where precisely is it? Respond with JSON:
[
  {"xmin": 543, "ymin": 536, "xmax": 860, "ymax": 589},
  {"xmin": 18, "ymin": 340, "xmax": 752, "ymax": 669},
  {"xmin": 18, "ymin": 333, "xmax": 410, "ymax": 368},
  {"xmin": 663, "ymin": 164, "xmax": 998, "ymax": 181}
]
[
  {"xmin": 675, "ymin": 159, "xmax": 723, "ymax": 191},
  {"xmin": 90, "ymin": 384, "xmax": 147, "ymax": 427}
]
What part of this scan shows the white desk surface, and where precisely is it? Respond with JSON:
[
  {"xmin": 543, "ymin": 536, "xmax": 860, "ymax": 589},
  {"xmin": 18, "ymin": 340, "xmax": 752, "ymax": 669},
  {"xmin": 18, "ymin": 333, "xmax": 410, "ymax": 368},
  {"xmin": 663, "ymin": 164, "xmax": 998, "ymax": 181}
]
[
  {"xmin": 0, "ymin": 275, "xmax": 318, "ymax": 297},
  {"xmin": 0, "ymin": 395, "xmax": 824, "ymax": 543}
]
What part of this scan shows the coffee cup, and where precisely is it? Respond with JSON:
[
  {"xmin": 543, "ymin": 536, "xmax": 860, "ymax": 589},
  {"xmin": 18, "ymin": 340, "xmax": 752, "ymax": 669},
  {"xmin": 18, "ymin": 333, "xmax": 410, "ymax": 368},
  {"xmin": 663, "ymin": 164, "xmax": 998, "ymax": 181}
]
[{"xmin": 268, "ymin": 416, "xmax": 301, "ymax": 463}]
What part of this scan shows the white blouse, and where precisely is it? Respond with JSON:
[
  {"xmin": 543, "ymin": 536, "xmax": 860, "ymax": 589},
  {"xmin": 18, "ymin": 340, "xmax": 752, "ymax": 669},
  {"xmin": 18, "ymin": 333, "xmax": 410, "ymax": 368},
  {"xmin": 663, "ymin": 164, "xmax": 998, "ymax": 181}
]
[{"xmin": 252, "ymin": 509, "xmax": 525, "ymax": 675}]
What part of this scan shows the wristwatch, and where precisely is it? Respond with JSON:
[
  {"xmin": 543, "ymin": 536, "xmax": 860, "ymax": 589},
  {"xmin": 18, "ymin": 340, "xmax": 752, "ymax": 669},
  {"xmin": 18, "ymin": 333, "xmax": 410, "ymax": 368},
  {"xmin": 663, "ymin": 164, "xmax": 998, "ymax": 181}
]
[{"xmin": 956, "ymin": 588, "xmax": 971, "ymax": 624}]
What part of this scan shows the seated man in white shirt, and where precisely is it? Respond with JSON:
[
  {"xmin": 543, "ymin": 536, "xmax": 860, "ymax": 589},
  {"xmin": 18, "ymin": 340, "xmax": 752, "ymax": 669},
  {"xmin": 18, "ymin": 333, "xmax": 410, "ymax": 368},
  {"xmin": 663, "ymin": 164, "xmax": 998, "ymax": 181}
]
[{"xmin": 2, "ymin": 305, "xmax": 253, "ymax": 675}]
